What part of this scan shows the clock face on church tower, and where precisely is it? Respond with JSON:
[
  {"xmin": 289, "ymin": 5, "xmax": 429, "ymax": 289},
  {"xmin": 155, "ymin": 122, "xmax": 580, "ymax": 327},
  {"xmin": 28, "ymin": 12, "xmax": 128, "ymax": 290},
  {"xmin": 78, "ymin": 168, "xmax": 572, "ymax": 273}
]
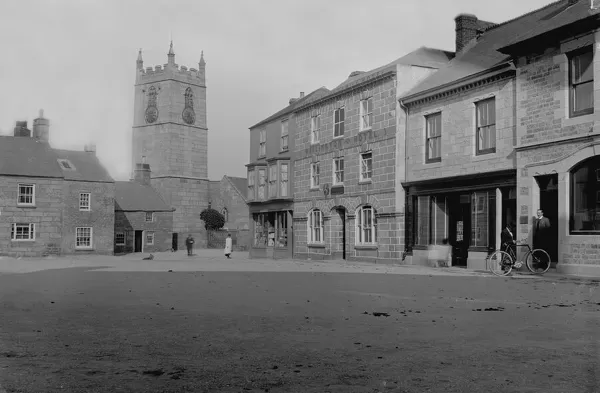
[
  {"xmin": 145, "ymin": 106, "xmax": 158, "ymax": 124},
  {"xmin": 182, "ymin": 107, "xmax": 195, "ymax": 125}
]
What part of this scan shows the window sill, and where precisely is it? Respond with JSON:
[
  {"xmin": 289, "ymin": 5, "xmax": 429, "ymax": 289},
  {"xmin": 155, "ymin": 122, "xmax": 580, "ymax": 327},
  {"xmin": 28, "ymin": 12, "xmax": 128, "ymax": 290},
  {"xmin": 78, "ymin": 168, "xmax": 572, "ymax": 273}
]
[
  {"xmin": 308, "ymin": 243, "xmax": 326, "ymax": 248},
  {"xmin": 358, "ymin": 179, "xmax": 372, "ymax": 185},
  {"xmin": 116, "ymin": 243, "xmax": 126, "ymax": 246},
  {"xmin": 79, "ymin": 209, "xmax": 91, "ymax": 212},
  {"xmin": 311, "ymin": 141, "xmax": 320, "ymax": 145},
  {"xmin": 11, "ymin": 239, "xmax": 35, "ymax": 242},
  {"xmin": 17, "ymin": 205, "xmax": 36, "ymax": 209},
  {"xmin": 310, "ymin": 187, "xmax": 321, "ymax": 192},
  {"xmin": 359, "ymin": 127, "xmax": 372, "ymax": 133},
  {"xmin": 425, "ymin": 158, "xmax": 442, "ymax": 165},
  {"xmin": 565, "ymin": 111, "xmax": 595, "ymax": 126},
  {"xmin": 355, "ymin": 244, "xmax": 378, "ymax": 250},
  {"xmin": 332, "ymin": 183, "xmax": 344, "ymax": 188},
  {"xmin": 280, "ymin": 148, "xmax": 289, "ymax": 153},
  {"xmin": 333, "ymin": 135, "xmax": 344, "ymax": 140},
  {"xmin": 75, "ymin": 248, "xmax": 94, "ymax": 251}
]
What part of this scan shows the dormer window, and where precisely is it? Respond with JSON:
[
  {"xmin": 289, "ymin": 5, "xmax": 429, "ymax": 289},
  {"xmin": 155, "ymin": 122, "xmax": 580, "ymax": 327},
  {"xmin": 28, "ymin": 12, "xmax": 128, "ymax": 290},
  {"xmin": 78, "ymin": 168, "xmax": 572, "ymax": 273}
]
[{"xmin": 58, "ymin": 159, "xmax": 75, "ymax": 170}]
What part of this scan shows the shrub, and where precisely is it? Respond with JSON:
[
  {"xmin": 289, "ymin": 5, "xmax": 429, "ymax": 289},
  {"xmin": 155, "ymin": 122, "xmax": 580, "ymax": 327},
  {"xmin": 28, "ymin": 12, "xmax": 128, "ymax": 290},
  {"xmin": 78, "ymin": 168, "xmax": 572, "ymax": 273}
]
[{"xmin": 200, "ymin": 208, "xmax": 225, "ymax": 230}]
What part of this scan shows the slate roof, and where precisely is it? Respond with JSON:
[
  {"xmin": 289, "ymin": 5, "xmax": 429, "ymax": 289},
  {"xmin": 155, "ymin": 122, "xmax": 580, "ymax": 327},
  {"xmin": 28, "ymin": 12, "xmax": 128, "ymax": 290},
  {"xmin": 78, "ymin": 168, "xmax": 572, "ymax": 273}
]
[
  {"xmin": 250, "ymin": 87, "xmax": 331, "ymax": 129},
  {"xmin": 331, "ymin": 47, "xmax": 455, "ymax": 92},
  {"xmin": 226, "ymin": 176, "xmax": 248, "ymax": 201},
  {"xmin": 402, "ymin": 0, "xmax": 571, "ymax": 99},
  {"xmin": 54, "ymin": 149, "xmax": 114, "ymax": 182},
  {"xmin": 0, "ymin": 136, "xmax": 113, "ymax": 182},
  {"xmin": 114, "ymin": 181, "xmax": 172, "ymax": 212},
  {"xmin": 499, "ymin": 0, "xmax": 600, "ymax": 52}
]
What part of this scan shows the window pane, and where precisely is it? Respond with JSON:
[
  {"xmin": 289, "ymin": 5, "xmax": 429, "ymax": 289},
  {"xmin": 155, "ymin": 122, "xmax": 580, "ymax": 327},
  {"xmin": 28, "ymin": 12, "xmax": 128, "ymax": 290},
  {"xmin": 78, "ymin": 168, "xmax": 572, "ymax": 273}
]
[
  {"xmin": 574, "ymin": 82, "xmax": 594, "ymax": 113},
  {"xmin": 571, "ymin": 158, "xmax": 600, "ymax": 232},
  {"xmin": 470, "ymin": 192, "xmax": 488, "ymax": 247},
  {"xmin": 573, "ymin": 50, "xmax": 594, "ymax": 83}
]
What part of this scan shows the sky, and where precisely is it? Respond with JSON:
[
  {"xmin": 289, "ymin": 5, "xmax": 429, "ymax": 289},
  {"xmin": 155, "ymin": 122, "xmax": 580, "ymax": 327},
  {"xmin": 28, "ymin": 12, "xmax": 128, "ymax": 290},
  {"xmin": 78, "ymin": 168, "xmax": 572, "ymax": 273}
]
[{"xmin": 0, "ymin": 0, "xmax": 552, "ymax": 181}]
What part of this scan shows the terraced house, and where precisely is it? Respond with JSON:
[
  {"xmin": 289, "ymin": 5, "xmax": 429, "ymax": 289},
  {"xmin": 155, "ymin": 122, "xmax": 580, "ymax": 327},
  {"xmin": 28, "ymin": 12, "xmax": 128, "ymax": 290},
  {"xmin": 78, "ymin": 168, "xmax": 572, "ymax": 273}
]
[
  {"xmin": 497, "ymin": 0, "xmax": 600, "ymax": 275},
  {"xmin": 292, "ymin": 48, "xmax": 453, "ymax": 262},
  {"xmin": 0, "ymin": 113, "xmax": 115, "ymax": 257},
  {"xmin": 247, "ymin": 89, "xmax": 329, "ymax": 259}
]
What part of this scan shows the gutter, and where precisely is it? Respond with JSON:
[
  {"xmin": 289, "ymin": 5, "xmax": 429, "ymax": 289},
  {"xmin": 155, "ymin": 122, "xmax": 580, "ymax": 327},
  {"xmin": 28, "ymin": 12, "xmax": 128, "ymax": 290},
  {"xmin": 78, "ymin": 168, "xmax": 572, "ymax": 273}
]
[{"xmin": 398, "ymin": 98, "xmax": 409, "ymax": 254}]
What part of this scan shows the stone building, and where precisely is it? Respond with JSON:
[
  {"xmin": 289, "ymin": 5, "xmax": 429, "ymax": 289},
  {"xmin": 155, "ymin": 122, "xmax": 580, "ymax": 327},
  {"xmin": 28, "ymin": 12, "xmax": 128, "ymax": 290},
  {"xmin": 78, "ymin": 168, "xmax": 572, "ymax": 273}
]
[
  {"xmin": 114, "ymin": 163, "xmax": 174, "ymax": 254},
  {"xmin": 208, "ymin": 175, "xmax": 249, "ymax": 231},
  {"xmin": 246, "ymin": 89, "xmax": 329, "ymax": 259},
  {"xmin": 496, "ymin": 0, "xmax": 600, "ymax": 275},
  {"xmin": 131, "ymin": 43, "xmax": 209, "ymax": 250},
  {"xmin": 0, "ymin": 114, "xmax": 115, "ymax": 257},
  {"xmin": 292, "ymin": 48, "xmax": 453, "ymax": 262}
]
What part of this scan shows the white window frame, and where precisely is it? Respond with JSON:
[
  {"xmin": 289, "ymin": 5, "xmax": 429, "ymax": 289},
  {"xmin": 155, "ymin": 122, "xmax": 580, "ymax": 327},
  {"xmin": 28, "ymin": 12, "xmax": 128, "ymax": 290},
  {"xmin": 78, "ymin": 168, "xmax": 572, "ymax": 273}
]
[
  {"xmin": 333, "ymin": 107, "xmax": 345, "ymax": 138},
  {"xmin": 426, "ymin": 112, "xmax": 442, "ymax": 163},
  {"xmin": 146, "ymin": 231, "xmax": 155, "ymax": 245},
  {"xmin": 310, "ymin": 162, "xmax": 320, "ymax": 189},
  {"xmin": 17, "ymin": 184, "xmax": 35, "ymax": 206},
  {"xmin": 359, "ymin": 152, "xmax": 372, "ymax": 181},
  {"xmin": 258, "ymin": 129, "xmax": 266, "ymax": 157},
  {"xmin": 280, "ymin": 120, "xmax": 289, "ymax": 151},
  {"xmin": 280, "ymin": 162, "xmax": 289, "ymax": 197},
  {"xmin": 258, "ymin": 168, "xmax": 266, "ymax": 199},
  {"xmin": 268, "ymin": 164, "xmax": 277, "ymax": 198},
  {"xmin": 11, "ymin": 223, "xmax": 35, "ymax": 241},
  {"xmin": 75, "ymin": 227, "xmax": 93, "ymax": 249},
  {"xmin": 311, "ymin": 115, "xmax": 320, "ymax": 144},
  {"xmin": 115, "ymin": 232, "xmax": 125, "ymax": 246},
  {"xmin": 356, "ymin": 206, "xmax": 376, "ymax": 245},
  {"xmin": 333, "ymin": 157, "xmax": 344, "ymax": 186},
  {"xmin": 79, "ymin": 192, "xmax": 91, "ymax": 211},
  {"xmin": 145, "ymin": 212, "xmax": 154, "ymax": 222},
  {"xmin": 360, "ymin": 97, "xmax": 373, "ymax": 131},
  {"xmin": 475, "ymin": 98, "xmax": 496, "ymax": 155},
  {"xmin": 307, "ymin": 209, "xmax": 324, "ymax": 244},
  {"xmin": 247, "ymin": 169, "xmax": 255, "ymax": 200}
]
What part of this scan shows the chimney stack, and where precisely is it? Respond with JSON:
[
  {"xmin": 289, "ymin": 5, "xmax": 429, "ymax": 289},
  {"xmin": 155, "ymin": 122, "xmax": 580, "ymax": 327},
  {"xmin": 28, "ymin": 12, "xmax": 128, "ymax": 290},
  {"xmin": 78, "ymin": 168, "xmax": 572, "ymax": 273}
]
[
  {"xmin": 134, "ymin": 163, "xmax": 152, "ymax": 186},
  {"xmin": 13, "ymin": 121, "xmax": 31, "ymax": 137},
  {"xmin": 299, "ymin": 92, "xmax": 305, "ymax": 98},
  {"xmin": 84, "ymin": 143, "xmax": 96, "ymax": 155},
  {"xmin": 455, "ymin": 13, "xmax": 479, "ymax": 53},
  {"xmin": 32, "ymin": 109, "xmax": 49, "ymax": 143}
]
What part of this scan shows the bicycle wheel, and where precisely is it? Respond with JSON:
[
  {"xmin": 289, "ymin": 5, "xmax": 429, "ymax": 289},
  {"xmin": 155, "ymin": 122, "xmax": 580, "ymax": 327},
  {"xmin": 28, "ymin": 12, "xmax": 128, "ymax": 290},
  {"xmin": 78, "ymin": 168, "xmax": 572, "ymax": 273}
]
[
  {"xmin": 526, "ymin": 249, "xmax": 551, "ymax": 274},
  {"xmin": 488, "ymin": 251, "xmax": 513, "ymax": 277}
]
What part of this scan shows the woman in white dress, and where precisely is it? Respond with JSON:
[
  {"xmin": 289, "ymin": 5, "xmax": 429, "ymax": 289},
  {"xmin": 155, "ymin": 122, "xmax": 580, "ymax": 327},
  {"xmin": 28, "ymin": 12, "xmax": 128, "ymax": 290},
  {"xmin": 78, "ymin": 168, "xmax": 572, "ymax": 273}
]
[{"xmin": 224, "ymin": 233, "xmax": 232, "ymax": 259}]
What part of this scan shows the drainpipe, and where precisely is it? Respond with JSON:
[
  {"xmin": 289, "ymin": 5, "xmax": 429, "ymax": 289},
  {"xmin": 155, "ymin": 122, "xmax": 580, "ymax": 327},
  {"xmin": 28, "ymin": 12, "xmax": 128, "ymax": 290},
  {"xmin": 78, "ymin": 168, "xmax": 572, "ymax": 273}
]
[{"xmin": 399, "ymin": 99, "xmax": 410, "ymax": 257}]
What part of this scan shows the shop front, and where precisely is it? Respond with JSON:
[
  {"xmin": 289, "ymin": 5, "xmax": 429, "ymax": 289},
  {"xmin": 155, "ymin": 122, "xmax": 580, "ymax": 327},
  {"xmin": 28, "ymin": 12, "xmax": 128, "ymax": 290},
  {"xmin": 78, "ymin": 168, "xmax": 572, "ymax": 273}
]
[
  {"xmin": 517, "ymin": 140, "xmax": 600, "ymax": 276},
  {"xmin": 248, "ymin": 202, "xmax": 293, "ymax": 259},
  {"xmin": 404, "ymin": 170, "xmax": 517, "ymax": 270}
]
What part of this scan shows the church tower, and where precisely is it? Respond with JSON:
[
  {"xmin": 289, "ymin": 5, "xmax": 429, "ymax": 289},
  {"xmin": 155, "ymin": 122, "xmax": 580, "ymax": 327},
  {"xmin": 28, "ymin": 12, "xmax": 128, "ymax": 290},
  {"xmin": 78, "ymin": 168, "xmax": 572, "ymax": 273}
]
[{"xmin": 132, "ymin": 43, "xmax": 209, "ymax": 249}]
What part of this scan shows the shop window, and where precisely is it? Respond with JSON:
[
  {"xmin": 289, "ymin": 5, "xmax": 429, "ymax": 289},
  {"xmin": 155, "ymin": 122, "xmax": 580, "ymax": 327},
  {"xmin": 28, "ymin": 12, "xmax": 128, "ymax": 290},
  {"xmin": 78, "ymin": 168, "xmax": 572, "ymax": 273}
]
[
  {"xmin": 570, "ymin": 156, "xmax": 600, "ymax": 233},
  {"xmin": 276, "ymin": 212, "xmax": 288, "ymax": 248},
  {"xmin": 470, "ymin": 191, "xmax": 489, "ymax": 248},
  {"xmin": 415, "ymin": 196, "xmax": 447, "ymax": 246},
  {"xmin": 308, "ymin": 209, "xmax": 324, "ymax": 244}
]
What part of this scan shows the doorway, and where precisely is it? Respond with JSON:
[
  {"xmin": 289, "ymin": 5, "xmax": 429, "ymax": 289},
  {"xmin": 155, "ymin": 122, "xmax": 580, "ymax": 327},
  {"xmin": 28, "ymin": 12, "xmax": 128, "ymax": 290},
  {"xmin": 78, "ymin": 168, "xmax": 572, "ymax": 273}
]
[
  {"xmin": 448, "ymin": 194, "xmax": 471, "ymax": 267},
  {"xmin": 134, "ymin": 230, "xmax": 143, "ymax": 252},
  {"xmin": 172, "ymin": 233, "xmax": 178, "ymax": 251},
  {"xmin": 537, "ymin": 174, "xmax": 559, "ymax": 263},
  {"xmin": 336, "ymin": 207, "xmax": 347, "ymax": 260}
]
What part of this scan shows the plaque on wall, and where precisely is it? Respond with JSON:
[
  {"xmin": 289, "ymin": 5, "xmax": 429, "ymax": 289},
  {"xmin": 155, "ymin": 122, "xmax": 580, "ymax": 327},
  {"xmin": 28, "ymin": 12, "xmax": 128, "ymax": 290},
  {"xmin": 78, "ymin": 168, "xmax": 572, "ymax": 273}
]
[{"xmin": 330, "ymin": 185, "xmax": 344, "ymax": 196}]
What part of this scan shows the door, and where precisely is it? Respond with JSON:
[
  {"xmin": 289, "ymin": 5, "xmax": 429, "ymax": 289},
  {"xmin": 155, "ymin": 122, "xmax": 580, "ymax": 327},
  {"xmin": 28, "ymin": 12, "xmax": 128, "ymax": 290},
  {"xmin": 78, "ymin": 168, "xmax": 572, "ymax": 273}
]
[
  {"xmin": 134, "ymin": 230, "xmax": 143, "ymax": 253},
  {"xmin": 448, "ymin": 194, "xmax": 471, "ymax": 267},
  {"xmin": 172, "ymin": 233, "xmax": 178, "ymax": 251},
  {"xmin": 537, "ymin": 175, "xmax": 559, "ymax": 263},
  {"xmin": 339, "ymin": 208, "xmax": 347, "ymax": 260}
]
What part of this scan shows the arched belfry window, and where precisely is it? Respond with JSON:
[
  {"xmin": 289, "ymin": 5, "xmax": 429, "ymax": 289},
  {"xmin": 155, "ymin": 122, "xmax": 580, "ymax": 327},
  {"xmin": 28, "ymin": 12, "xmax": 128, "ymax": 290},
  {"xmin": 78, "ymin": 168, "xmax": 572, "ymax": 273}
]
[
  {"xmin": 222, "ymin": 207, "xmax": 229, "ymax": 223},
  {"xmin": 570, "ymin": 155, "xmax": 600, "ymax": 234},
  {"xmin": 356, "ymin": 205, "xmax": 377, "ymax": 245}
]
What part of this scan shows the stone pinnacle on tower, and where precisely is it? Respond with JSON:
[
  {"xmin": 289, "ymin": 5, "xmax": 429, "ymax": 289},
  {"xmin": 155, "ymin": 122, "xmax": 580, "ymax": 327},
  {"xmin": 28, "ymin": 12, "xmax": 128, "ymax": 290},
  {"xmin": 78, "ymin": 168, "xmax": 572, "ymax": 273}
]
[
  {"xmin": 136, "ymin": 48, "xmax": 143, "ymax": 70},
  {"xmin": 168, "ymin": 40, "xmax": 175, "ymax": 66},
  {"xmin": 199, "ymin": 51, "xmax": 206, "ymax": 67}
]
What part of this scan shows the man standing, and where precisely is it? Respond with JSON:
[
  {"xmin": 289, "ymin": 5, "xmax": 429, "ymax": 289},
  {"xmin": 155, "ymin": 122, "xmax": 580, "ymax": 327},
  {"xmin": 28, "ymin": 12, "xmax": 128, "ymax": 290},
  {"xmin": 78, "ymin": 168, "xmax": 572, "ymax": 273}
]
[
  {"xmin": 533, "ymin": 209, "xmax": 551, "ymax": 252},
  {"xmin": 185, "ymin": 234, "xmax": 195, "ymax": 256}
]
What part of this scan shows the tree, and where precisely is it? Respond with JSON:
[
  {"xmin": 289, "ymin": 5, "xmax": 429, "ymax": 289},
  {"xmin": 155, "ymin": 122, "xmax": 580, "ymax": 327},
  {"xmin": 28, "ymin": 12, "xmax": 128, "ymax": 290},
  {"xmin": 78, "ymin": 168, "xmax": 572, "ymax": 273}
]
[{"xmin": 200, "ymin": 208, "xmax": 225, "ymax": 230}]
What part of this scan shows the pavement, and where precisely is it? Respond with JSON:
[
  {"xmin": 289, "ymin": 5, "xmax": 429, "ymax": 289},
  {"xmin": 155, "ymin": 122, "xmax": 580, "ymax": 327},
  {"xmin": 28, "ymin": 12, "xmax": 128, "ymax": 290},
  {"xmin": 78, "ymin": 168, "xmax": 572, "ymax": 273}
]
[{"xmin": 0, "ymin": 249, "xmax": 591, "ymax": 282}]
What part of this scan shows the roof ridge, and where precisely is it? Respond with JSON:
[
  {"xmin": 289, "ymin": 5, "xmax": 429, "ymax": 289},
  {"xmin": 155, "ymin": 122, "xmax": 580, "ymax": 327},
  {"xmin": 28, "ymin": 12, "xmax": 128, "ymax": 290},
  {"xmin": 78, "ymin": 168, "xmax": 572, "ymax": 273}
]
[{"xmin": 481, "ymin": 0, "xmax": 565, "ymax": 33}]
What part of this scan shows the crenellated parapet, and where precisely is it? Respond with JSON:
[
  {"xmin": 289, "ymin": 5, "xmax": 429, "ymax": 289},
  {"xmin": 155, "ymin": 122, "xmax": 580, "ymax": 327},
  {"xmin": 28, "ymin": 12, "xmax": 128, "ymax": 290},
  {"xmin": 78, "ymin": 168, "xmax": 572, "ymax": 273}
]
[{"xmin": 135, "ymin": 43, "xmax": 206, "ymax": 85}]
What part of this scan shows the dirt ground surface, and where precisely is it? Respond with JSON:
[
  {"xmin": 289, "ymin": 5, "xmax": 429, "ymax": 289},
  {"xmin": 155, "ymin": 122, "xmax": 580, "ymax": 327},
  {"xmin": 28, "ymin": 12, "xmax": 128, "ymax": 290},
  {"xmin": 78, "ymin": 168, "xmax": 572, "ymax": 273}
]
[{"xmin": 1, "ymin": 252, "xmax": 600, "ymax": 392}]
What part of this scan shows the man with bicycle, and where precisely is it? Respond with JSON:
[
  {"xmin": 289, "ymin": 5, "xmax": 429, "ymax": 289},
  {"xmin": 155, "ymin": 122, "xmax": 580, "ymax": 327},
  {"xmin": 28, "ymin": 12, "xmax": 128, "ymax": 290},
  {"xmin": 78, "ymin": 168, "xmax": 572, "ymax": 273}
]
[{"xmin": 501, "ymin": 223, "xmax": 516, "ymax": 254}]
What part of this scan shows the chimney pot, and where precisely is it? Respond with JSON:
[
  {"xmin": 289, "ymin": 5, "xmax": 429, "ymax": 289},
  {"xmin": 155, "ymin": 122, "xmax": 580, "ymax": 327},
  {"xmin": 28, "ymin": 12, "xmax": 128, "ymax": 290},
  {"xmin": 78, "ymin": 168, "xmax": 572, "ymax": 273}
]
[
  {"xmin": 300, "ymin": 92, "xmax": 305, "ymax": 98},
  {"xmin": 33, "ymin": 110, "xmax": 49, "ymax": 143},
  {"xmin": 13, "ymin": 121, "xmax": 31, "ymax": 137}
]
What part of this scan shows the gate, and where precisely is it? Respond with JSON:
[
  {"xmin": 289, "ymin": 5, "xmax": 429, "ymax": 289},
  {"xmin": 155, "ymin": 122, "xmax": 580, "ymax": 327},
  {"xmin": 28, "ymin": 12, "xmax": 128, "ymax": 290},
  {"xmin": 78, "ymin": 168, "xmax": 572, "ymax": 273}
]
[{"xmin": 207, "ymin": 230, "xmax": 228, "ymax": 249}]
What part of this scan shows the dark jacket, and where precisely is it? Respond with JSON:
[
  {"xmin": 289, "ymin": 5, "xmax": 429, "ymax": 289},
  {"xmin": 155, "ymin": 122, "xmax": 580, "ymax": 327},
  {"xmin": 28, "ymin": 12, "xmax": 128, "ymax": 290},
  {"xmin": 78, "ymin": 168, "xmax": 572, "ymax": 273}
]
[
  {"xmin": 185, "ymin": 237, "xmax": 195, "ymax": 247},
  {"xmin": 501, "ymin": 227, "xmax": 515, "ymax": 245}
]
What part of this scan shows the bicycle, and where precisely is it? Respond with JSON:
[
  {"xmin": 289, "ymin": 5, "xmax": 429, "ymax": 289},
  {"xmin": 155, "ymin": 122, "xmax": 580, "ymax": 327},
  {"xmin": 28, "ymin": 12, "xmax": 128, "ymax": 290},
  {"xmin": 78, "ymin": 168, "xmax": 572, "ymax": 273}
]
[{"xmin": 487, "ymin": 242, "xmax": 551, "ymax": 277}]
